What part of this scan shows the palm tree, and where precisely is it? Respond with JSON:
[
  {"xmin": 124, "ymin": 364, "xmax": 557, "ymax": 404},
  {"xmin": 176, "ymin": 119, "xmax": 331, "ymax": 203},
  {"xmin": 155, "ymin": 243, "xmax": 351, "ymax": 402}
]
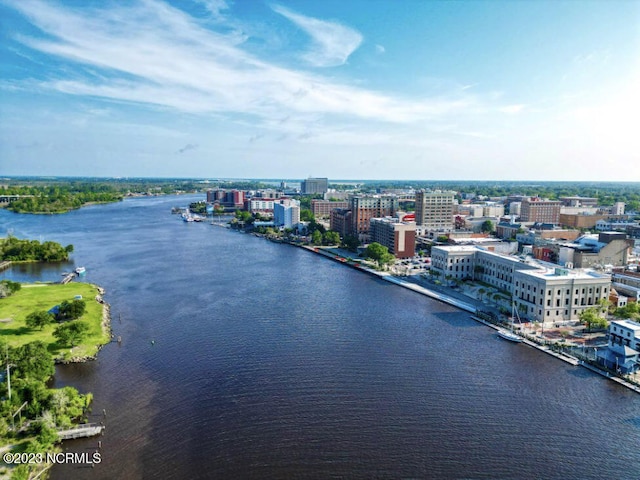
[{"xmin": 477, "ymin": 288, "xmax": 486, "ymax": 302}]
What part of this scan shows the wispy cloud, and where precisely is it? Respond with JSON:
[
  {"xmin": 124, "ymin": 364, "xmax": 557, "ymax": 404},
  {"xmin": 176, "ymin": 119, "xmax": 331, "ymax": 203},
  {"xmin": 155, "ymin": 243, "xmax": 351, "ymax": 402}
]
[
  {"xmin": 5, "ymin": 0, "xmax": 484, "ymax": 136},
  {"xmin": 193, "ymin": 0, "xmax": 229, "ymax": 18},
  {"xmin": 375, "ymin": 44, "xmax": 385, "ymax": 55},
  {"xmin": 271, "ymin": 4, "xmax": 363, "ymax": 67}
]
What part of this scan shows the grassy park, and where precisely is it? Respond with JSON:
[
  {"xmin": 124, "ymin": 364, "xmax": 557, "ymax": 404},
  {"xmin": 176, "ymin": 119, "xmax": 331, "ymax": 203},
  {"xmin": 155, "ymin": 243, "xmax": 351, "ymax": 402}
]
[{"xmin": 0, "ymin": 282, "xmax": 110, "ymax": 361}]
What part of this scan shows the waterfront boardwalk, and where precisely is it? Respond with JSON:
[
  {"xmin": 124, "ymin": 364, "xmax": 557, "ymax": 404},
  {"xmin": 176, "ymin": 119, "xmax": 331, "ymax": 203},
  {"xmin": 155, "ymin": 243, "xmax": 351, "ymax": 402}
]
[{"xmin": 57, "ymin": 423, "xmax": 104, "ymax": 440}]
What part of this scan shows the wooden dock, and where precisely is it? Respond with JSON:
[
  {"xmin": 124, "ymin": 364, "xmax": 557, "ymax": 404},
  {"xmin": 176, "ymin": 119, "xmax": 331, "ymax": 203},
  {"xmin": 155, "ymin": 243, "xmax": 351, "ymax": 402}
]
[
  {"xmin": 57, "ymin": 423, "xmax": 104, "ymax": 440},
  {"xmin": 0, "ymin": 261, "xmax": 11, "ymax": 271},
  {"xmin": 60, "ymin": 273, "xmax": 75, "ymax": 284}
]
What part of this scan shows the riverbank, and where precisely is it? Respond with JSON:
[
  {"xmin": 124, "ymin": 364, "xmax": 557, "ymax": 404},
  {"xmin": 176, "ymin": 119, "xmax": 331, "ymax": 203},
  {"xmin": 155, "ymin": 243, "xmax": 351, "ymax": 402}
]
[
  {"xmin": 0, "ymin": 282, "xmax": 111, "ymax": 362},
  {"xmin": 300, "ymin": 245, "xmax": 640, "ymax": 395}
]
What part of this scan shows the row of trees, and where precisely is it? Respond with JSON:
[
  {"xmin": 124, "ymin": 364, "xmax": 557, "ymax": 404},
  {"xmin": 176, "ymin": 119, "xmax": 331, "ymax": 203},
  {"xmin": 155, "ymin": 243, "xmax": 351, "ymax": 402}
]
[{"xmin": 0, "ymin": 236, "xmax": 73, "ymax": 262}]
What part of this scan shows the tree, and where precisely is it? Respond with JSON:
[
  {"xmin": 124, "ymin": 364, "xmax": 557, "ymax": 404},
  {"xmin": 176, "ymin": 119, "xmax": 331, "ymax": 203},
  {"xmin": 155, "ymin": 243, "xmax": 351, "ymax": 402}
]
[
  {"xmin": 579, "ymin": 307, "xmax": 608, "ymax": 333},
  {"xmin": 12, "ymin": 341, "xmax": 55, "ymax": 383},
  {"xmin": 481, "ymin": 220, "xmax": 494, "ymax": 233},
  {"xmin": 613, "ymin": 301, "xmax": 639, "ymax": 320},
  {"xmin": 57, "ymin": 299, "xmax": 86, "ymax": 321},
  {"xmin": 25, "ymin": 310, "xmax": 54, "ymax": 330},
  {"xmin": 311, "ymin": 230, "xmax": 323, "ymax": 245},
  {"xmin": 54, "ymin": 321, "xmax": 90, "ymax": 347},
  {"xmin": 365, "ymin": 242, "xmax": 395, "ymax": 269},
  {"xmin": 477, "ymin": 288, "xmax": 486, "ymax": 302},
  {"xmin": 322, "ymin": 230, "xmax": 340, "ymax": 245},
  {"xmin": 342, "ymin": 235, "xmax": 359, "ymax": 251},
  {"xmin": 300, "ymin": 209, "xmax": 314, "ymax": 222}
]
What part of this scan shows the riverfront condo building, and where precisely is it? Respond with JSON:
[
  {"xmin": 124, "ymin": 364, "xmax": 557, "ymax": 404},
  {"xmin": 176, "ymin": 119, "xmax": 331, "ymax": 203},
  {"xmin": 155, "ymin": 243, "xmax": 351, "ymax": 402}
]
[{"xmin": 349, "ymin": 195, "xmax": 399, "ymax": 241}]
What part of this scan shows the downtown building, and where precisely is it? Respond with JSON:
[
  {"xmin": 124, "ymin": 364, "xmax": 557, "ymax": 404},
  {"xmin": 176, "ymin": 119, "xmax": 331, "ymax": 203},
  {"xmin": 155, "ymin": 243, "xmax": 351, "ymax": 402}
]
[
  {"xmin": 414, "ymin": 191, "xmax": 456, "ymax": 232},
  {"xmin": 274, "ymin": 200, "xmax": 301, "ymax": 229},
  {"xmin": 349, "ymin": 195, "xmax": 399, "ymax": 241},
  {"xmin": 311, "ymin": 199, "xmax": 349, "ymax": 218},
  {"xmin": 369, "ymin": 217, "xmax": 416, "ymax": 259},
  {"xmin": 301, "ymin": 177, "xmax": 329, "ymax": 195},
  {"xmin": 206, "ymin": 189, "xmax": 245, "ymax": 209},
  {"xmin": 520, "ymin": 197, "xmax": 562, "ymax": 224},
  {"xmin": 431, "ymin": 245, "xmax": 611, "ymax": 324}
]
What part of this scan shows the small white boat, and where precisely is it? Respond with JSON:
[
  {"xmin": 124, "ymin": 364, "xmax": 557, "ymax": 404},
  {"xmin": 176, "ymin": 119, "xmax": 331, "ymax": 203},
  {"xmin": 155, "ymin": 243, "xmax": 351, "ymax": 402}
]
[
  {"xmin": 497, "ymin": 329, "xmax": 522, "ymax": 343},
  {"xmin": 75, "ymin": 266, "xmax": 86, "ymax": 275},
  {"xmin": 497, "ymin": 302, "xmax": 522, "ymax": 343}
]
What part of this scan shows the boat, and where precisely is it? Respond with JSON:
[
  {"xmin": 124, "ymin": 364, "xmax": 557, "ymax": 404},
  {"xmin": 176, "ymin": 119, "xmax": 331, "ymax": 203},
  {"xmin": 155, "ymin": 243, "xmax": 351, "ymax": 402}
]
[
  {"xmin": 497, "ymin": 302, "xmax": 522, "ymax": 343},
  {"xmin": 497, "ymin": 329, "xmax": 522, "ymax": 343},
  {"xmin": 75, "ymin": 266, "xmax": 86, "ymax": 275}
]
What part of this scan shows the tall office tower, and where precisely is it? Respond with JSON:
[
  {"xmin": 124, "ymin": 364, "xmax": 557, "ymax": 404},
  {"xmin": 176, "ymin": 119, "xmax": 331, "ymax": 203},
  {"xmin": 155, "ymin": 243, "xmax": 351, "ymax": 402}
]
[
  {"xmin": 414, "ymin": 191, "xmax": 455, "ymax": 232},
  {"xmin": 301, "ymin": 177, "xmax": 329, "ymax": 195}
]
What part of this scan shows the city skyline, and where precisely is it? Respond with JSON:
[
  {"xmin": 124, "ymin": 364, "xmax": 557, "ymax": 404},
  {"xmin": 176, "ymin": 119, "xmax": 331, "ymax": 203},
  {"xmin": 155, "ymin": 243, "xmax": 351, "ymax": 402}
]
[{"xmin": 1, "ymin": 0, "xmax": 638, "ymax": 181}]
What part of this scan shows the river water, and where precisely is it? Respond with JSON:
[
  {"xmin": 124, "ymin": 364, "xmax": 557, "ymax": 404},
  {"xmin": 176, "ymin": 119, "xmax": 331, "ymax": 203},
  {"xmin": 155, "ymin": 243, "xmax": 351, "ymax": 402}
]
[{"xmin": 1, "ymin": 195, "xmax": 639, "ymax": 480}]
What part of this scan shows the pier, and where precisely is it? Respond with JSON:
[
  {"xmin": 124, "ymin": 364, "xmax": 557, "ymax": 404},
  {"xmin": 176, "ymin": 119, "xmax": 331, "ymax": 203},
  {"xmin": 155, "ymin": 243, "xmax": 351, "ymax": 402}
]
[
  {"xmin": 0, "ymin": 261, "xmax": 11, "ymax": 271},
  {"xmin": 57, "ymin": 423, "xmax": 104, "ymax": 440},
  {"xmin": 61, "ymin": 272, "xmax": 75, "ymax": 284}
]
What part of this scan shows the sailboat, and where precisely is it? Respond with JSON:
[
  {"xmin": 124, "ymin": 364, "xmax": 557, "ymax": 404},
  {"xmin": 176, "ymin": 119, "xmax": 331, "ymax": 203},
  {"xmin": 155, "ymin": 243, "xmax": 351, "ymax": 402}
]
[{"xmin": 497, "ymin": 302, "xmax": 523, "ymax": 343}]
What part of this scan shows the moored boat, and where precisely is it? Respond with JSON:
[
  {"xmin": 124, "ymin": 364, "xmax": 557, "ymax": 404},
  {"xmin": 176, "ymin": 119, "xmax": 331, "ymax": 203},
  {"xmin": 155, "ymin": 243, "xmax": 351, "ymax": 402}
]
[
  {"xmin": 497, "ymin": 329, "xmax": 522, "ymax": 343},
  {"xmin": 75, "ymin": 266, "xmax": 86, "ymax": 275}
]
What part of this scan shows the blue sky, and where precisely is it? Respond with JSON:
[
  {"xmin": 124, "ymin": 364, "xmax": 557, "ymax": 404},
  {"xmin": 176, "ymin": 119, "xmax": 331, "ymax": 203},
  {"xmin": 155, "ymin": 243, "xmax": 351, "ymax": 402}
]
[{"xmin": 1, "ymin": 0, "xmax": 638, "ymax": 180}]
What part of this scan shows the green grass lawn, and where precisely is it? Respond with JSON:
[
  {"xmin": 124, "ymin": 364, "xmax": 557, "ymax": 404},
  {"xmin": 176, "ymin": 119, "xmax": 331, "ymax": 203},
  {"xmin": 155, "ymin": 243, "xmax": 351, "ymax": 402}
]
[{"xmin": 0, "ymin": 282, "xmax": 110, "ymax": 361}]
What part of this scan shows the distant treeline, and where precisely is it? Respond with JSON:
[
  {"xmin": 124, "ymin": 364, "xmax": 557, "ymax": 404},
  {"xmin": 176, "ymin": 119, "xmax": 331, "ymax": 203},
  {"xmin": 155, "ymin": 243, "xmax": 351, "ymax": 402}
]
[
  {"xmin": 1, "ymin": 183, "xmax": 123, "ymax": 213},
  {"xmin": 2, "ymin": 178, "xmax": 639, "ymax": 213},
  {"xmin": 0, "ymin": 236, "xmax": 73, "ymax": 262}
]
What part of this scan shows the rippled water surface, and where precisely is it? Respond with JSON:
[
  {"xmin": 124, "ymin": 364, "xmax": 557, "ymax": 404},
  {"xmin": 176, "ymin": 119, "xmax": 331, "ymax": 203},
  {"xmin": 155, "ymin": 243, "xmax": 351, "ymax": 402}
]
[{"xmin": 1, "ymin": 196, "xmax": 639, "ymax": 480}]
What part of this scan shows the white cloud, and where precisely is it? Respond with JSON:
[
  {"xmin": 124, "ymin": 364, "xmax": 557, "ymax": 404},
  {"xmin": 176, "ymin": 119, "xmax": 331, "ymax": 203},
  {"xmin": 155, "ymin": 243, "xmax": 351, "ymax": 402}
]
[
  {"xmin": 499, "ymin": 104, "xmax": 526, "ymax": 114},
  {"xmin": 271, "ymin": 4, "xmax": 363, "ymax": 67},
  {"xmin": 193, "ymin": 0, "xmax": 229, "ymax": 18},
  {"xmin": 375, "ymin": 44, "xmax": 385, "ymax": 54},
  {"xmin": 6, "ymin": 0, "xmax": 479, "ymax": 130}
]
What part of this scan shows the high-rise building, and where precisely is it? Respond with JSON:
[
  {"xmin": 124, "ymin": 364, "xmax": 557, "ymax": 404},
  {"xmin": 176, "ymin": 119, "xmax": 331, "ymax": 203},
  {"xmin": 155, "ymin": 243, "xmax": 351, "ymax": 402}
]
[
  {"xmin": 301, "ymin": 177, "xmax": 328, "ymax": 195},
  {"xmin": 520, "ymin": 198, "xmax": 562, "ymax": 224},
  {"xmin": 274, "ymin": 201, "xmax": 300, "ymax": 229},
  {"xmin": 349, "ymin": 195, "xmax": 399, "ymax": 240},
  {"xmin": 414, "ymin": 191, "xmax": 455, "ymax": 232},
  {"xmin": 369, "ymin": 218, "xmax": 416, "ymax": 258},
  {"xmin": 330, "ymin": 208, "xmax": 353, "ymax": 238}
]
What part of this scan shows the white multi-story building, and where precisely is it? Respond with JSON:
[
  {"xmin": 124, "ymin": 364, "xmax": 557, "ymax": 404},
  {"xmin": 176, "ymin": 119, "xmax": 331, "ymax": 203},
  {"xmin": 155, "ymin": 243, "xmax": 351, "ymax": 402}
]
[
  {"xmin": 513, "ymin": 267, "xmax": 610, "ymax": 324},
  {"xmin": 274, "ymin": 201, "xmax": 300, "ymax": 229},
  {"xmin": 431, "ymin": 245, "xmax": 611, "ymax": 323}
]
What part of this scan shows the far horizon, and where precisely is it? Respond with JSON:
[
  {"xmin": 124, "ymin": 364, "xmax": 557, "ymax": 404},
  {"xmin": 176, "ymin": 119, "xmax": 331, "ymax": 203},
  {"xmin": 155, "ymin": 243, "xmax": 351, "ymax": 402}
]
[
  {"xmin": 3, "ymin": 175, "xmax": 640, "ymax": 187},
  {"xmin": 1, "ymin": 1, "xmax": 638, "ymax": 181}
]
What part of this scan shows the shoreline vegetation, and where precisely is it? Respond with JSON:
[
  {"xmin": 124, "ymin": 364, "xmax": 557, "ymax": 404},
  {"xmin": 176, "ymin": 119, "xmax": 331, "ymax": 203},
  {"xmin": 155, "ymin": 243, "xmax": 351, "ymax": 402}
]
[{"xmin": 0, "ymin": 281, "xmax": 109, "ymax": 479}]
